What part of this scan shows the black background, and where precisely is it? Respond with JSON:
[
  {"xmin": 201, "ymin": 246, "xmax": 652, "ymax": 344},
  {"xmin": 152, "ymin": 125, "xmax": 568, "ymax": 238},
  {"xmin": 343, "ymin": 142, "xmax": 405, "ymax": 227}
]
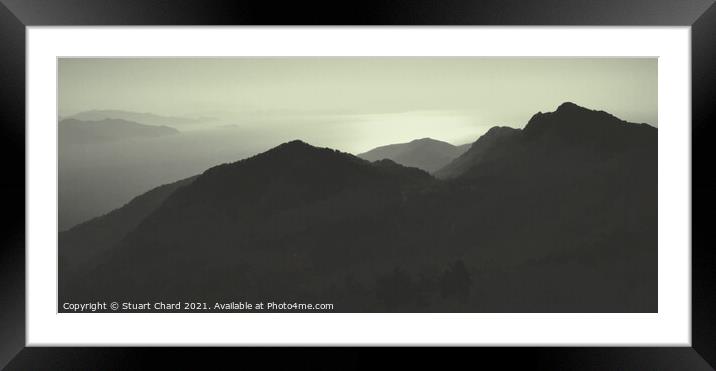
[{"xmin": 1, "ymin": 0, "xmax": 715, "ymax": 369}]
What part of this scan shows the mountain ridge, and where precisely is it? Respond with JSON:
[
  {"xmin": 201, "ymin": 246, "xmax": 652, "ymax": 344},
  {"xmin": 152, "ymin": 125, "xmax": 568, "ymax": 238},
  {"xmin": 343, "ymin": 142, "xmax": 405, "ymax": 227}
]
[
  {"xmin": 436, "ymin": 102, "xmax": 656, "ymax": 179},
  {"xmin": 434, "ymin": 126, "xmax": 521, "ymax": 179},
  {"xmin": 358, "ymin": 137, "xmax": 469, "ymax": 173},
  {"xmin": 59, "ymin": 176, "xmax": 197, "ymax": 272},
  {"xmin": 59, "ymin": 102, "xmax": 657, "ymax": 312},
  {"xmin": 67, "ymin": 109, "xmax": 214, "ymax": 127},
  {"xmin": 59, "ymin": 118, "xmax": 179, "ymax": 143}
]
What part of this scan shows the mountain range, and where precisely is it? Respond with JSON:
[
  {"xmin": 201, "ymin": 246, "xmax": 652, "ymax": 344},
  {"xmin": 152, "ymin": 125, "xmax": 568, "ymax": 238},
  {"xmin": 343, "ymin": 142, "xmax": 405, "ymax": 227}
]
[
  {"xmin": 433, "ymin": 126, "xmax": 519, "ymax": 178},
  {"xmin": 59, "ymin": 102, "xmax": 657, "ymax": 312},
  {"xmin": 358, "ymin": 138, "xmax": 470, "ymax": 173},
  {"xmin": 59, "ymin": 118, "xmax": 179, "ymax": 143},
  {"xmin": 66, "ymin": 109, "xmax": 213, "ymax": 127}
]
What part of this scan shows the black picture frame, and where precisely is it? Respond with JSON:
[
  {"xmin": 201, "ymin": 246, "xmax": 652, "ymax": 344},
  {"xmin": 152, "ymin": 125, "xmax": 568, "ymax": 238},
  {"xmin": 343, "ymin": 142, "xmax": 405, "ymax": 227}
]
[{"xmin": 1, "ymin": 0, "xmax": 714, "ymax": 369}]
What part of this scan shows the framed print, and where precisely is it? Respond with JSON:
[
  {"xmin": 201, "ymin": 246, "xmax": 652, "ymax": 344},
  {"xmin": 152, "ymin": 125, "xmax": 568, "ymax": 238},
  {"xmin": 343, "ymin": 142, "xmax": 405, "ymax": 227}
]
[{"xmin": 1, "ymin": 0, "xmax": 715, "ymax": 369}]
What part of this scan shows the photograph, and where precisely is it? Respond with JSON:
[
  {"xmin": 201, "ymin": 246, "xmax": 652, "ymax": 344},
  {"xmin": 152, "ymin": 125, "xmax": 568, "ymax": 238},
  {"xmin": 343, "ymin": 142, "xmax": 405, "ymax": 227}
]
[
  {"xmin": 57, "ymin": 57, "xmax": 658, "ymax": 313},
  {"xmin": 2, "ymin": 0, "xmax": 713, "ymax": 368}
]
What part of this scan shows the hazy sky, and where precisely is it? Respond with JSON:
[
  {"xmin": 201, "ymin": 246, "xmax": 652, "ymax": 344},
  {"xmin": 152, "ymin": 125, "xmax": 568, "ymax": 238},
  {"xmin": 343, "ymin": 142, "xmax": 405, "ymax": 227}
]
[{"xmin": 59, "ymin": 57, "xmax": 657, "ymax": 151}]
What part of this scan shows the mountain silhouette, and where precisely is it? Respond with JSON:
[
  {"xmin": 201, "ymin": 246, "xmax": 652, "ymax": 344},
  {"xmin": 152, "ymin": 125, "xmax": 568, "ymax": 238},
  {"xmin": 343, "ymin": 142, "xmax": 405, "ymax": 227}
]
[
  {"xmin": 59, "ymin": 118, "xmax": 179, "ymax": 143},
  {"xmin": 358, "ymin": 138, "xmax": 470, "ymax": 173},
  {"xmin": 59, "ymin": 103, "xmax": 657, "ymax": 313},
  {"xmin": 68, "ymin": 109, "xmax": 212, "ymax": 127},
  {"xmin": 436, "ymin": 102, "xmax": 656, "ymax": 179},
  {"xmin": 59, "ymin": 176, "xmax": 196, "ymax": 276},
  {"xmin": 434, "ymin": 126, "xmax": 521, "ymax": 179}
]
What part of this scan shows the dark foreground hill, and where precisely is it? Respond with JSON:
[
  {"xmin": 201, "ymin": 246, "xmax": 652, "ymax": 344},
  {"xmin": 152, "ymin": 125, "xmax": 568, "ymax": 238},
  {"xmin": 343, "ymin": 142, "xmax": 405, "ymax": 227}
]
[
  {"xmin": 59, "ymin": 103, "xmax": 657, "ymax": 312},
  {"xmin": 60, "ymin": 176, "xmax": 196, "ymax": 274},
  {"xmin": 358, "ymin": 138, "xmax": 470, "ymax": 172}
]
